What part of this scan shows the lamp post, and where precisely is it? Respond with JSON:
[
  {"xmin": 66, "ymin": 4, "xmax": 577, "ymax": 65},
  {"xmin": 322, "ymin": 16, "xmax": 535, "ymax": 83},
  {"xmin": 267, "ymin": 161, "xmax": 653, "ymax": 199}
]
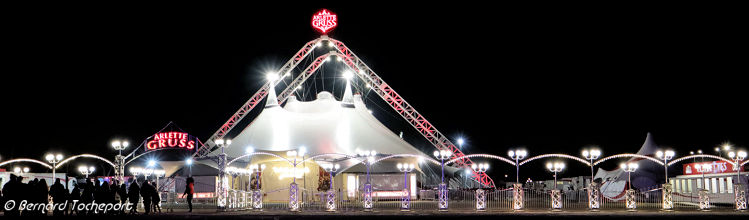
[
  {"xmin": 656, "ymin": 150, "xmax": 675, "ymax": 210},
  {"xmin": 471, "ymin": 163, "xmax": 489, "ymax": 211},
  {"xmin": 434, "ymin": 149, "xmax": 451, "ymax": 212},
  {"xmin": 356, "ymin": 149, "xmax": 377, "ymax": 211},
  {"xmin": 620, "ymin": 162, "xmax": 638, "ymax": 211},
  {"xmin": 508, "ymin": 149, "xmax": 527, "ymax": 210},
  {"xmin": 728, "ymin": 150, "xmax": 747, "ymax": 210},
  {"xmin": 78, "ymin": 166, "xmax": 95, "ymax": 179},
  {"xmin": 582, "ymin": 149, "xmax": 601, "ymax": 210},
  {"xmin": 546, "ymin": 162, "xmax": 565, "ymax": 210},
  {"xmin": 45, "ymin": 153, "xmax": 63, "ymax": 182},
  {"xmin": 215, "ymin": 138, "xmax": 231, "ymax": 210},
  {"xmin": 397, "ymin": 163, "xmax": 415, "ymax": 211},
  {"xmin": 323, "ymin": 163, "xmax": 340, "ymax": 212},
  {"xmin": 250, "ymin": 164, "xmax": 266, "ymax": 210},
  {"xmin": 112, "ymin": 140, "xmax": 129, "ymax": 183}
]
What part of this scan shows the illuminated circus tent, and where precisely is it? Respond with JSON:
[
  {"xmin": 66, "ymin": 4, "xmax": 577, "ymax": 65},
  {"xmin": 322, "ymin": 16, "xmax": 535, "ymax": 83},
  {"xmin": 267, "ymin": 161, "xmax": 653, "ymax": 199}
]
[
  {"xmin": 187, "ymin": 77, "xmax": 436, "ymax": 201},
  {"xmin": 193, "ymin": 76, "xmax": 434, "ymax": 178},
  {"xmin": 214, "ymin": 82, "xmax": 430, "ymax": 162}
]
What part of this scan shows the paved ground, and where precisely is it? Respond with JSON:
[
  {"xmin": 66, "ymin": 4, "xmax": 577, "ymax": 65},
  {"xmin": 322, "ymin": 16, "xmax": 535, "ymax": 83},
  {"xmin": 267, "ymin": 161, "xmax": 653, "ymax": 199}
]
[{"xmin": 3, "ymin": 209, "xmax": 748, "ymax": 219}]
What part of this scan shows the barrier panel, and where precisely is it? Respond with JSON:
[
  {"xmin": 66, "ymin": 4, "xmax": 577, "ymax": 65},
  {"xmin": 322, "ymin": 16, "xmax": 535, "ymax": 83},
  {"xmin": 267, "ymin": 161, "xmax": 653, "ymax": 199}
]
[{"xmin": 153, "ymin": 184, "xmax": 747, "ymax": 212}]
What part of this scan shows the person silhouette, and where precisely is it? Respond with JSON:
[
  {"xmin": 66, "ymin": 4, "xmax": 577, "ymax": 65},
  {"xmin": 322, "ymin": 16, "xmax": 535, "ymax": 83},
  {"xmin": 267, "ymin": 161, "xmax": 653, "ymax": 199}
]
[
  {"xmin": 70, "ymin": 182, "xmax": 81, "ymax": 216},
  {"xmin": 49, "ymin": 178, "xmax": 67, "ymax": 216},
  {"xmin": 183, "ymin": 177, "xmax": 195, "ymax": 212},
  {"xmin": 127, "ymin": 179, "xmax": 140, "ymax": 214},
  {"xmin": 140, "ymin": 181, "xmax": 152, "ymax": 214}
]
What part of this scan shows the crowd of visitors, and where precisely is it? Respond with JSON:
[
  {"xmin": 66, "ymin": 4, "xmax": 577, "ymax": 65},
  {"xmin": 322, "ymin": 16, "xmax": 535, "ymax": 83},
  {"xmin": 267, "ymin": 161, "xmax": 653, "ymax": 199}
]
[{"xmin": 0, "ymin": 174, "xmax": 189, "ymax": 216}]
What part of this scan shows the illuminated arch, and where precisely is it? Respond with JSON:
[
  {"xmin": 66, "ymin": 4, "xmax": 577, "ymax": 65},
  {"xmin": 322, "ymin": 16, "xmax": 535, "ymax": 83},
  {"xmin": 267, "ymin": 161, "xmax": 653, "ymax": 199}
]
[
  {"xmin": 593, "ymin": 154, "xmax": 663, "ymax": 166},
  {"xmin": 742, "ymin": 160, "xmax": 748, "ymax": 167},
  {"xmin": 667, "ymin": 154, "xmax": 736, "ymax": 167},
  {"xmin": 300, "ymin": 153, "xmax": 357, "ymax": 164},
  {"xmin": 55, "ymin": 154, "xmax": 116, "ymax": 169},
  {"xmin": 227, "ymin": 152, "xmax": 293, "ymax": 166},
  {"xmin": 374, "ymin": 154, "xmax": 441, "ymax": 165},
  {"xmin": 519, "ymin": 153, "xmax": 591, "ymax": 166},
  {"xmin": 0, "ymin": 158, "xmax": 53, "ymax": 169},
  {"xmin": 445, "ymin": 154, "xmax": 516, "ymax": 166}
]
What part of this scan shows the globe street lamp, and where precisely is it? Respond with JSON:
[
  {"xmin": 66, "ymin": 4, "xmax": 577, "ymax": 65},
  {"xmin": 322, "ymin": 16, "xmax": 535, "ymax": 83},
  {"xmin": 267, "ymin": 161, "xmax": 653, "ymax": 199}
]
[
  {"xmin": 508, "ymin": 149, "xmax": 527, "ymax": 211},
  {"xmin": 79, "ymin": 165, "xmax": 95, "ymax": 179},
  {"xmin": 508, "ymin": 149, "xmax": 527, "ymax": 183},
  {"xmin": 356, "ymin": 149, "xmax": 377, "ymax": 211},
  {"xmin": 546, "ymin": 162, "xmax": 565, "ymax": 210},
  {"xmin": 656, "ymin": 150, "xmax": 675, "ymax": 183},
  {"xmin": 14, "ymin": 167, "xmax": 30, "ymax": 174},
  {"xmin": 112, "ymin": 140, "xmax": 129, "ymax": 182},
  {"xmin": 728, "ymin": 150, "xmax": 747, "ymax": 210},
  {"xmin": 656, "ymin": 149, "xmax": 675, "ymax": 210},
  {"xmin": 434, "ymin": 149, "xmax": 451, "ymax": 212},
  {"xmin": 15, "ymin": 167, "xmax": 30, "ymax": 180},
  {"xmin": 620, "ymin": 162, "xmax": 638, "ymax": 211},
  {"xmin": 397, "ymin": 163, "xmax": 415, "ymax": 211},
  {"xmin": 250, "ymin": 164, "xmax": 266, "ymax": 210},
  {"xmin": 471, "ymin": 163, "xmax": 489, "ymax": 211},
  {"xmin": 582, "ymin": 148, "xmax": 601, "ymax": 210},
  {"xmin": 323, "ymin": 163, "xmax": 340, "ymax": 212},
  {"xmin": 45, "ymin": 153, "xmax": 63, "ymax": 181}
]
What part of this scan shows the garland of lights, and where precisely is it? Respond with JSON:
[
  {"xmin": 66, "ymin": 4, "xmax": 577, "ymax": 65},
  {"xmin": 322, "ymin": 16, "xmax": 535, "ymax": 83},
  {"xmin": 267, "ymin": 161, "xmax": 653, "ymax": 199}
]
[
  {"xmin": 519, "ymin": 153, "xmax": 591, "ymax": 166},
  {"xmin": 374, "ymin": 154, "xmax": 441, "ymax": 165},
  {"xmin": 0, "ymin": 158, "xmax": 54, "ymax": 169},
  {"xmin": 667, "ymin": 154, "xmax": 736, "ymax": 167},
  {"xmin": 227, "ymin": 152, "xmax": 294, "ymax": 166},
  {"xmin": 593, "ymin": 154, "xmax": 663, "ymax": 166},
  {"xmin": 445, "ymin": 154, "xmax": 516, "ymax": 166},
  {"xmin": 56, "ymin": 154, "xmax": 116, "ymax": 169}
]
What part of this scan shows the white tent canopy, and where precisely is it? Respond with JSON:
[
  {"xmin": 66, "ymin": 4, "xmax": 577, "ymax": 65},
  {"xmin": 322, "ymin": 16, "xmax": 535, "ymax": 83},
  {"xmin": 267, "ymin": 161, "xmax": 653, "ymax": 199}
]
[{"xmin": 211, "ymin": 84, "xmax": 430, "ymax": 163}]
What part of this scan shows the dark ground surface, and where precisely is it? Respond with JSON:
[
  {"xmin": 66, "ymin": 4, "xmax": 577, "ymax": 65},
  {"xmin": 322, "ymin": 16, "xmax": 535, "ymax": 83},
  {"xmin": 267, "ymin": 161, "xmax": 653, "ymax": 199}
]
[{"xmin": 3, "ymin": 209, "xmax": 748, "ymax": 219}]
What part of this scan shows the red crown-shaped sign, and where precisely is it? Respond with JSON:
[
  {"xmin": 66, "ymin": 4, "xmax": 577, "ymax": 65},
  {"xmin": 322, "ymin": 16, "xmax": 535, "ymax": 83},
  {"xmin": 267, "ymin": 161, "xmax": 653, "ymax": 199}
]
[{"xmin": 312, "ymin": 9, "xmax": 337, "ymax": 34}]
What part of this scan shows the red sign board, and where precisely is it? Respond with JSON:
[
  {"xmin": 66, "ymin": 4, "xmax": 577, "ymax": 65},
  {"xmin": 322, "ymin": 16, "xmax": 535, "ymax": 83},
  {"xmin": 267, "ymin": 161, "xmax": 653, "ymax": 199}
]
[
  {"xmin": 683, "ymin": 160, "xmax": 743, "ymax": 175},
  {"xmin": 146, "ymin": 131, "xmax": 196, "ymax": 151},
  {"xmin": 312, "ymin": 9, "xmax": 337, "ymax": 34}
]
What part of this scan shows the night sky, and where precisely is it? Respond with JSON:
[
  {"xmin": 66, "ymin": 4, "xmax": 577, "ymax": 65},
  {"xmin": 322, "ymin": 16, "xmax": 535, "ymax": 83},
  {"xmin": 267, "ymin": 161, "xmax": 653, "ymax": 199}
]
[{"xmin": 2, "ymin": 3, "xmax": 745, "ymax": 179}]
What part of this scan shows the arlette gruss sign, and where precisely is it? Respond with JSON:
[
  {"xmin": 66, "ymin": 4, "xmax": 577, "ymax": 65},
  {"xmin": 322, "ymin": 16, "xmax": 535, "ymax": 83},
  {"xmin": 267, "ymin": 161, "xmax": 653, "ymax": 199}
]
[
  {"xmin": 146, "ymin": 131, "xmax": 196, "ymax": 151},
  {"xmin": 312, "ymin": 9, "xmax": 337, "ymax": 34},
  {"xmin": 683, "ymin": 160, "xmax": 744, "ymax": 175}
]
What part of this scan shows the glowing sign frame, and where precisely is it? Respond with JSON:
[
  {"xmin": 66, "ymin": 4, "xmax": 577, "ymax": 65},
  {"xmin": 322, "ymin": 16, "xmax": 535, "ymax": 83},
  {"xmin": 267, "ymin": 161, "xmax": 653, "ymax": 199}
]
[
  {"xmin": 312, "ymin": 9, "xmax": 337, "ymax": 34},
  {"xmin": 146, "ymin": 131, "xmax": 196, "ymax": 151},
  {"xmin": 684, "ymin": 160, "xmax": 743, "ymax": 175}
]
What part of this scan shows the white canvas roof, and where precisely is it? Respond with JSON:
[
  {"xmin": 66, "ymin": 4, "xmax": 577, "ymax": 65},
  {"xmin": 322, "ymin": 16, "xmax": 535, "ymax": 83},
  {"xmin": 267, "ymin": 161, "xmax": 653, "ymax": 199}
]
[{"xmin": 212, "ymin": 81, "xmax": 430, "ymax": 161}]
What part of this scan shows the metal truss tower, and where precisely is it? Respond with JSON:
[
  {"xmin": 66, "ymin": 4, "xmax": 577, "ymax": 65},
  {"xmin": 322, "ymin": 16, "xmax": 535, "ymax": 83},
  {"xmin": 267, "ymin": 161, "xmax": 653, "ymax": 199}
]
[{"xmin": 192, "ymin": 35, "xmax": 495, "ymax": 188}]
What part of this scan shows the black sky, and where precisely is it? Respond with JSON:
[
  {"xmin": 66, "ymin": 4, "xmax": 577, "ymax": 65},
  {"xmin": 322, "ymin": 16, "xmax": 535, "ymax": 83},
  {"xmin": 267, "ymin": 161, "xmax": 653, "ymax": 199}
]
[{"xmin": 2, "ymin": 3, "xmax": 746, "ymax": 178}]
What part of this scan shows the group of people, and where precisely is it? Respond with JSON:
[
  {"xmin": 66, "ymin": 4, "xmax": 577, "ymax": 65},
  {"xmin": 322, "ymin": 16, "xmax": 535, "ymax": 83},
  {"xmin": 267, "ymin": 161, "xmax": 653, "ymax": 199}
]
[{"xmin": 1, "ymin": 174, "xmax": 171, "ymax": 216}]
